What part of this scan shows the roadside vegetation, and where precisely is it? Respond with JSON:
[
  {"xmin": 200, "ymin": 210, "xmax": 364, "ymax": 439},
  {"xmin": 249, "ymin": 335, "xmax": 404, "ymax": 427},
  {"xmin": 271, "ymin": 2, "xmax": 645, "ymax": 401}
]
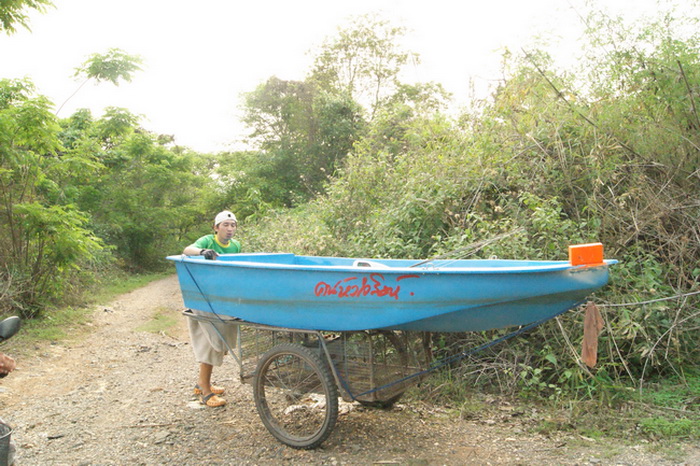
[{"xmin": 1, "ymin": 0, "xmax": 697, "ymax": 447}]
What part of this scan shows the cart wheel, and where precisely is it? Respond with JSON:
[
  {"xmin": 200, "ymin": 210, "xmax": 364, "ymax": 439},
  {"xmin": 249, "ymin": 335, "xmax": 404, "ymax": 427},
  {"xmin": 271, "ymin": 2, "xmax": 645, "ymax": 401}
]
[{"xmin": 253, "ymin": 342, "xmax": 339, "ymax": 449}]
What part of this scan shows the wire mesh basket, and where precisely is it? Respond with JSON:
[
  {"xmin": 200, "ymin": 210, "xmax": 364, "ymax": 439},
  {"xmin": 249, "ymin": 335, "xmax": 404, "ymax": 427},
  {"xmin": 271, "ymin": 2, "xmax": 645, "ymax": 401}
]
[
  {"xmin": 329, "ymin": 330, "xmax": 432, "ymax": 403},
  {"xmin": 237, "ymin": 325, "xmax": 432, "ymax": 403}
]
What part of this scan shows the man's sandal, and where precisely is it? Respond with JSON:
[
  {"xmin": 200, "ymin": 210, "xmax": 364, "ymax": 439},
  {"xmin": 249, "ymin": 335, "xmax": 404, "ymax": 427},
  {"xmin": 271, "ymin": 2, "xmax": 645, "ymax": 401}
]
[
  {"xmin": 194, "ymin": 384, "xmax": 225, "ymax": 396},
  {"xmin": 200, "ymin": 393, "xmax": 226, "ymax": 407}
]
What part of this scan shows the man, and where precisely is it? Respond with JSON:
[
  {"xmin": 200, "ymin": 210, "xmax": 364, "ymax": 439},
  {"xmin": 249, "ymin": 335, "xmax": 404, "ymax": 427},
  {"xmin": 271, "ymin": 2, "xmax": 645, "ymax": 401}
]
[
  {"xmin": 183, "ymin": 211, "xmax": 241, "ymax": 407},
  {"xmin": 183, "ymin": 210, "xmax": 241, "ymax": 259}
]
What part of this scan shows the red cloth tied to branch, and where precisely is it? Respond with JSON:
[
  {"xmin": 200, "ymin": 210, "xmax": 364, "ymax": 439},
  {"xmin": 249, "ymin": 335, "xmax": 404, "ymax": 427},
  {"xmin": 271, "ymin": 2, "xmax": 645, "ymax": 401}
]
[{"xmin": 582, "ymin": 301, "xmax": 604, "ymax": 368}]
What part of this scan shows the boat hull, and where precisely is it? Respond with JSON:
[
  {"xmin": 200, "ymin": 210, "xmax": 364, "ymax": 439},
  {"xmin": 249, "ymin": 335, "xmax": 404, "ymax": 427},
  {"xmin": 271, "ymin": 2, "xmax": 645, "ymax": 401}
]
[{"xmin": 167, "ymin": 253, "xmax": 614, "ymax": 332}]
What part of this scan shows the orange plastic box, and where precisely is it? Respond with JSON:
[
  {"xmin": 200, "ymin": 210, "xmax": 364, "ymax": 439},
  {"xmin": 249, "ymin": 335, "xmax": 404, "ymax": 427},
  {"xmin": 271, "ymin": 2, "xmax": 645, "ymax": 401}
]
[{"xmin": 569, "ymin": 243, "xmax": 604, "ymax": 266}]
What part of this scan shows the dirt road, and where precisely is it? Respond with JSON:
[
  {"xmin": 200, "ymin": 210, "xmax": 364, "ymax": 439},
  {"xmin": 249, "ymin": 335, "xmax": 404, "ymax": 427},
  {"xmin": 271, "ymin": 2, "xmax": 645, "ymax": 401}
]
[{"xmin": 0, "ymin": 275, "xmax": 696, "ymax": 465}]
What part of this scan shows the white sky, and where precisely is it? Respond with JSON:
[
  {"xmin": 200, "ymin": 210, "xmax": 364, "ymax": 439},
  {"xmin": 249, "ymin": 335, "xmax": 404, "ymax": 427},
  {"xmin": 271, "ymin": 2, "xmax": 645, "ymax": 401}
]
[{"xmin": 0, "ymin": 0, "xmax": 669, "ymax": 153}]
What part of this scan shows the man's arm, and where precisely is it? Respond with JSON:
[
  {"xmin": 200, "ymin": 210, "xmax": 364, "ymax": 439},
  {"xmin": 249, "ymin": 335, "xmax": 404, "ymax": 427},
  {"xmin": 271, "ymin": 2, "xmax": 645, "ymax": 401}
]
[
  {"xmin": 183, "ymin": 245, "xmax": 203, "ymax": 255},
  {"xmin": 183, "ymin": 244, "xmax": 218, "ymax": 260}
]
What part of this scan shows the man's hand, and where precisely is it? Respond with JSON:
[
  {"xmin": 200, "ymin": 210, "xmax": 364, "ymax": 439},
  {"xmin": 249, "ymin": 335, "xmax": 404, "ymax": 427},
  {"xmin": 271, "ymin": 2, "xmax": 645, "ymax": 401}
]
[{"xmin": 200, "ymin": 249, "xmax": 218, "ymax": 260}]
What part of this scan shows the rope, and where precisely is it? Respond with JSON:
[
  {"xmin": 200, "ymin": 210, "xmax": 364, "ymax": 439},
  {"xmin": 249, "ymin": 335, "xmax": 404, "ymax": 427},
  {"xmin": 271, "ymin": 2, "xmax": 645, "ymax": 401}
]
[
  {"xmin": 598, "ymin": 290, "xmax": 700, "ymax": 308},
  {"xmin": 180, "ymin": 257, "xmax": 237, "ymax": 355}
]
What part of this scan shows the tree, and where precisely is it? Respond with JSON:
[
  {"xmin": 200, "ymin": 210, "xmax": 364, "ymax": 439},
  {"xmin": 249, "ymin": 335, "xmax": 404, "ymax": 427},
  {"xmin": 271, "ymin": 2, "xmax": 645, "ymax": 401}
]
[
  {"xmin": 56, "ymin": 48, "xmax": 144, "ymax": 115},
  {"xmin": 242, "ymin": 77, "xmax": 364, "ymax": 206},
  {"xmin": 0, "ymin": 78, "xmax": 104, "ymax": 316},
  {"xmin": 358, "ymin": 82, "xmax": 452, "ymax": 159},
  {"xmin": 309, "ymin": 14, "xmax": 418, "ymax": 119},
  {"xmin": 0, "ymin": 75, "xmax": 210, "ymax": 315},
  {"xmin": 73, "ymin": 48, "xmax": 144, "ymax": 85},
  {"xmin": 0, "ymin": 0, "xmax": 53, "ymax": 34},
  {"xmin": 238, "ymin": 15, "xmax": 444, "ymax": 208},
  {"xmin": 61, "ymin": 109, "xmax": 207, "ymax": 270}
]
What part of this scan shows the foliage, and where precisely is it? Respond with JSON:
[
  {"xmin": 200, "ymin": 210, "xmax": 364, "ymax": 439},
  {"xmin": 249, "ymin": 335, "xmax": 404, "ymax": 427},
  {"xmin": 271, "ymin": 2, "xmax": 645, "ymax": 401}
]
[
  {"xmin": 0, "ymin": 78, "xmax": 105, "ymax": 317},
  {"xmin": 640, "ymin": 417, "xmax": 699, "ymax": 440},
  {"xmin": 241, "ymin": 77, "xmax": 365, "ymax": 206},
  {"xmin": 238, "ymin": 15, "xmax": 435, "ymax": 209},
  {"xmin": 1, "ymin": 304, "xmax": 90, "ymax": 345},
  {"xmin": 244, "ymin": 77, "xmax": 364, "ymax": 207},
  {"xmin": 87, "ymin": 270, "xmax": 173, "ymax": 304},
  {"xmin": 242, "ymin": 203, "xmax": 335, "ymax": 257},
  {"xmin": 1, "ymin": 75, "xmax": 209, "ymax": 315},
  {"xmin": 59, "ymin": 109, "xmax": 208, "ymax": 270},
  {"xmin": 242, "ymin": 5, "xmax": 700, "ymax": 394},
  {"xmin": 486, "ymin": 5, "xmax": 700, "ymax": 381},
  {"xmin": 0, "ymin": 0, "xmax": 52, "ymax": 34},
  {"xmin": 73, "ymin": 48, "xmax": 144, "ymax": 85},
  {"xmin": 2, "ymin": 5, "xmax": 699, "ymax": 421},
  {"xmin": 324, "ymin": 112, "xmax": 473, "ymax": 259},
  {"xmin": 309, "ymin": 13, "xmax": 418, "ymax": 119},
  {"xmin": 135, "ymin": 307, "xmax": 179, "ymax": 337},
  {"xmin": 56, "ymin": 48, "xmax": 144, "ymax": 115}
]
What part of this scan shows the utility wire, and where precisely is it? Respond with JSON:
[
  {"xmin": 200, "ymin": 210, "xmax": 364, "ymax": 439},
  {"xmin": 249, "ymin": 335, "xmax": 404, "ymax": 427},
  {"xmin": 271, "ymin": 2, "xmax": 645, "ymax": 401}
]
[{"xmin": 598, "ymin": 290, "xmax": 700, "ymax": 308}]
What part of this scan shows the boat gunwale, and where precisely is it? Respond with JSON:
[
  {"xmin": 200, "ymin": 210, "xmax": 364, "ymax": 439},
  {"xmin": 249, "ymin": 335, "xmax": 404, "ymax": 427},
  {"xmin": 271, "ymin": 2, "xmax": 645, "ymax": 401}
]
[{"xmin": 166, "ymin": 253, "xmax": 617, "ymax": 275}]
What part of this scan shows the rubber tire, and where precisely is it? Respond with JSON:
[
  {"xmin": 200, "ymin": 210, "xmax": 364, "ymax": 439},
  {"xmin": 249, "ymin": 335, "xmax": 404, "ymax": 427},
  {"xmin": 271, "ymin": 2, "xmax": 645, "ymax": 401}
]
[{"xmin": 253, "ymin": 343, "xmax": 339, "ymax": 449}]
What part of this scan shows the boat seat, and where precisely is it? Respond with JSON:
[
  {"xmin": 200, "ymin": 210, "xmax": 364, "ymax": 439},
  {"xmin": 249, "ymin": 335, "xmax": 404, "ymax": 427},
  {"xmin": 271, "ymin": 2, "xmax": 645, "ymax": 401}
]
[{"xmin": 353, "ymin": 260, "xmax": 390, "ymax": 269}]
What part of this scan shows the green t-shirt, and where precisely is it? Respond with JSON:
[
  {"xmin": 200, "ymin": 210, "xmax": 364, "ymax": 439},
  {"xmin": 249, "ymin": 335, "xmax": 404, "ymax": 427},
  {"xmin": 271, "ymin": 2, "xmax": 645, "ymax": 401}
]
[{"xmin": 193, "ymin": 234, "xmax": 241, "ymax": 254}]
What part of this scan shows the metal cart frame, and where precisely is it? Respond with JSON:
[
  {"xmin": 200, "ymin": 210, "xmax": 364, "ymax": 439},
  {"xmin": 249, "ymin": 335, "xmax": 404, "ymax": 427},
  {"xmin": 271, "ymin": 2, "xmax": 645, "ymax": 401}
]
[{"xmin": 184, "ymin": 309, "xmax": 432, "ymax": 449}]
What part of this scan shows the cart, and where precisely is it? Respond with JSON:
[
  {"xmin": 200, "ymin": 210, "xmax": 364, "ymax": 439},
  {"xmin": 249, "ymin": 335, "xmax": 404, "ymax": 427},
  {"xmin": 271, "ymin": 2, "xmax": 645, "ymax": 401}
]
[{"xmin": 184, "ymin": 310, "xmax": 433, "ymax": 449}]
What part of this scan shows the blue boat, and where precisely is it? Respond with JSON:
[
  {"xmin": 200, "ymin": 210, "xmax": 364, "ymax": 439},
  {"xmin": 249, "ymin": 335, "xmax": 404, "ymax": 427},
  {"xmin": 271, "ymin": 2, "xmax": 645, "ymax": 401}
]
[{"xmin": 167, "ymin": 243, "xmax": 616, "ymax": 332}]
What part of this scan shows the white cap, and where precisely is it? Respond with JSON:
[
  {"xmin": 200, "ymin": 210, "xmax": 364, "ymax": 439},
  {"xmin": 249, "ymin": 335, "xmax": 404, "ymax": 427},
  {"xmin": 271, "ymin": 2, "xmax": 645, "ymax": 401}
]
[{"xmin": 214, "ymin": 211, "xmax": 237, "ymax": 226}]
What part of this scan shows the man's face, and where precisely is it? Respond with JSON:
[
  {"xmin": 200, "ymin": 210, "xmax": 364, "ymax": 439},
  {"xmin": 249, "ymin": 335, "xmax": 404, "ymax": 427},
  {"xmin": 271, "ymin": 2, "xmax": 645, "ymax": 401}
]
[{"xmin": 215, "ymin": 220, "xmax": 237, "ymax": 242}]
